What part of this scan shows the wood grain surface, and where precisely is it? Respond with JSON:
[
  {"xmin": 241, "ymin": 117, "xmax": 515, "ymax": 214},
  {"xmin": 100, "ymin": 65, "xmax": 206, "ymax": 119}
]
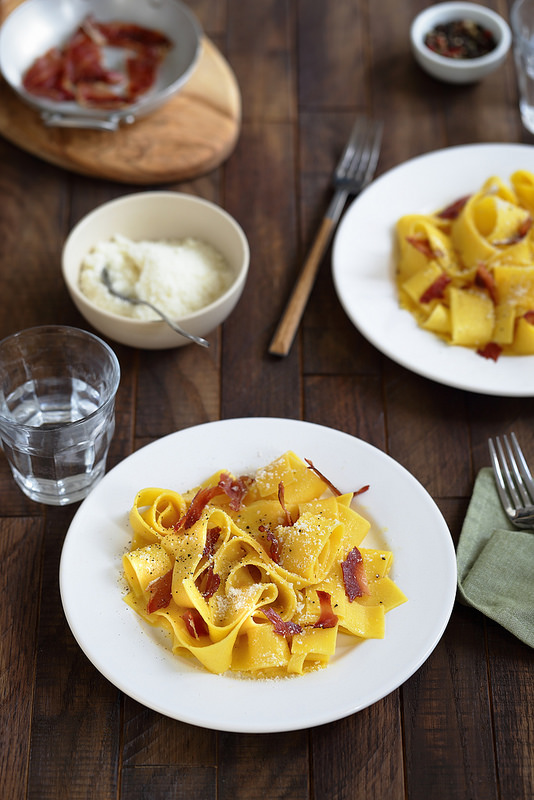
[{"xmin": 0, "ymin": 1, "xmax": 533, "ymax": 799}]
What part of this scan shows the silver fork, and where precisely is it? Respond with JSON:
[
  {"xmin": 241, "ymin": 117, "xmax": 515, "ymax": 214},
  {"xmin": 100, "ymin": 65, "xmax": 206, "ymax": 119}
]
[
  {"xmin": 488, "ymin": 433, "xmax": 534, "ymax": 529},
  {"xmin": 268, "ymin": 116, "xmax": 383, "ymax": 357}
]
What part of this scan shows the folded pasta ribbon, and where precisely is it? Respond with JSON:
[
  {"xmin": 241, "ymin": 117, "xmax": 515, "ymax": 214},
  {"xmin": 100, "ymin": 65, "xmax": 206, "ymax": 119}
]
[
  {"xmin": 122, "ymin": 451, "xmax": 407, "ymax": 676},
  {"xmin": 396, "ymin": 171, "xmax": 534, "ymax": 358}
]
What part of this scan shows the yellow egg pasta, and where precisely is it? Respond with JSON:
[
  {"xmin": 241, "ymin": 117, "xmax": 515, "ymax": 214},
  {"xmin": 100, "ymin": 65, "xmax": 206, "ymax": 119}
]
[
  {"xmin": 395, "ymin": 171, "xmax": 534, "ymax": 359},
  {"xmin": 122, "ymin": 452, "xmax": 407, "ymax": 677}
]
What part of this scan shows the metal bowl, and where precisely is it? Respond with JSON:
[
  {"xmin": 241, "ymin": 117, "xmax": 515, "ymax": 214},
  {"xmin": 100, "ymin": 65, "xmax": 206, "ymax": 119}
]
[{"xmin": 0, "ymin": 0, "xmax": 202, "ymax": 130}]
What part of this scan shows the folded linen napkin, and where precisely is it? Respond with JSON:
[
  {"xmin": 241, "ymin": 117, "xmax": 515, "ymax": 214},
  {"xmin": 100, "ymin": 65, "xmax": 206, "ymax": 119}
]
[{"xmin": 457, "ymin": 467, "xmax": 534, "ymax": 648}]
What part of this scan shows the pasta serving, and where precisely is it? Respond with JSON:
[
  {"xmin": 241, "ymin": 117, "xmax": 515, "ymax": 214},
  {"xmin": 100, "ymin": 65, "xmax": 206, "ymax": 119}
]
[
  {"xmin": 122, "ymin": 451, "xmax": 407, "ymax": 677},
  {"xmin": 395, "ymin": 170, "xmax": 534, "ymax": 359}
]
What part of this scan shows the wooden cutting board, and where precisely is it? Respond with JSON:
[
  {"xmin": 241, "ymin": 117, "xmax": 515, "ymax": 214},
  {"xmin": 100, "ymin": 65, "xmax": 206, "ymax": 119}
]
[{"xmin": 0, "ymin": 27, "xmax": 242, "ymax": 185}]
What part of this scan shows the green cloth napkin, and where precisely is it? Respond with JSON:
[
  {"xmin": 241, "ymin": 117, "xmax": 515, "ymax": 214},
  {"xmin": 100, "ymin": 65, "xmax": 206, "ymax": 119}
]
[{"xmin": 457, "ymin": 467, "xmax": 534, "ymax": 648}]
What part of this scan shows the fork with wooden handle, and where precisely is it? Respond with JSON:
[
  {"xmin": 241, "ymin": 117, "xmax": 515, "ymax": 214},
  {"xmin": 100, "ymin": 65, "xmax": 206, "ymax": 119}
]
[{"xmin": 268, "ymin": 116, "xmax": 383, "ymax": 357}]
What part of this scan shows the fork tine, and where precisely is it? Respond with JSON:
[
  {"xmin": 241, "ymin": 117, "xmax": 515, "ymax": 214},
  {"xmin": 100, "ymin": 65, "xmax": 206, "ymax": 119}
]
[
  {"xmin": 498, "ymin": 436, "xmax": 531, "ymax": 507},
  {"xmin": 361, "ymin": 122, "xmax": 383, "ymax": 184},
  {"xmin": 489, "ymin": 437, "xmax": 516, "ymax": 515},
  {"xmin": 337, "ymin": 119, "xmax": 383, "ymax": 189},
  {"xmin": 336, "ymin": 117, "xmax": 366, "ymax": 176},
  {"xmin": 509, "ymin": 432, "xmax": 534, "ymax": 502}
]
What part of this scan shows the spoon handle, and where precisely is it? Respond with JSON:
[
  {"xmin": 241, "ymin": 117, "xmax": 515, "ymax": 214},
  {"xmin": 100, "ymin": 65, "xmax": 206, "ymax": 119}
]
[
  {"xmin": 143, "ymin": 301, "xmax": 210, "ymax": 348},
  {"xmin": 101, "ymin": 267, "xmax": 209, "ymax": 348}
]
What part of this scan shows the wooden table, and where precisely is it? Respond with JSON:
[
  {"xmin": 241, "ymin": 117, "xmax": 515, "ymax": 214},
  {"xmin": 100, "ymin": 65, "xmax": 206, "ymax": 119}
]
[{"xmin": 1, "ymin": 1, "xmax": 532, "ymax": 798}]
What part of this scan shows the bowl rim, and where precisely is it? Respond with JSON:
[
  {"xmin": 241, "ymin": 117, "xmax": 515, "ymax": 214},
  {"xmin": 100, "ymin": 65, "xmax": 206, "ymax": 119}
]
[
  {"xmin": 62, "ymin": 191, "xmax": 250, "ymax": 328},
  {"xmin": 410, "ymin": 1, "xmax": 512, "ymax": 73}
]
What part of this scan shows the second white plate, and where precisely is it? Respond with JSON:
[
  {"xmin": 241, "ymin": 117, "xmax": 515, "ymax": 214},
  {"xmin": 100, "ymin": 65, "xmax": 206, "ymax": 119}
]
[{"xmin": 333, "ymin": 143, "xmax": 534, "ymax": 396}]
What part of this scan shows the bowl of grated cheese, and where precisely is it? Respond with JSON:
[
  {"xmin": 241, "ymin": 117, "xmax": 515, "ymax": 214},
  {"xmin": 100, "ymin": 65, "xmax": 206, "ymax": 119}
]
[{"xmin": 62, "ymin": 192, "xmax": 250, "ymax": 349}]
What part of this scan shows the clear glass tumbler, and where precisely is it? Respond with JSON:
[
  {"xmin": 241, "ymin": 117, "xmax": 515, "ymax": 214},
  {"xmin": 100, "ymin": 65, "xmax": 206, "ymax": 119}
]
[
  {"xmin": 0, "ymin": 325, "xmax": 120, "ymax": 505},
  {"xmin": 512, "ymin": 0, "xmax": 534, "ymax": 134}
]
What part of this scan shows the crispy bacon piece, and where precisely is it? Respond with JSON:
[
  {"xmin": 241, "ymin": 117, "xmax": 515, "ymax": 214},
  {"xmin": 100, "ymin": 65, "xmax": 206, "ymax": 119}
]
[
  {"xmin": 493, "ymin": 215, "xmax": 533, "ymax": 246},
  {"xmin": 262, "ymin": 607, "xmax": 302, "ymax": 638},
  {"xmin": 22, "ymin": 15, "xmax": 172, "ymax": 108},
  {"xmin": 476, "ymin": 342, "xmax": 502, "ymax": 361},
  {"xmin": 313, "ymin": 591, "xmax": 338, "ymax": 629},
  {"xmin": 75, "ymin": 81, "xmax": 128, "ymax": 109},
  {"xmin": 278, "ymin": 481, "xmax": 293, "ymax": 526},
  {"xmin": 419, "ymin": 273, "xmax": 451, "ymax": 303},
  {"xmin": 258, "ymin": 525, "xmax": 281, "ymax": 563},
  {"xmin": 305, "ymin": 458, "xmax": 369, "ymax": 498},
  {"xmin": 406, "ymin": 235, "xmax": 443, "ymax": 260},
  {"xmin": 267, "ymin": 531, "xmax": 281, "ymax": 563},
  {"xmin": 182, "ymin": 608, "xmax": 209, "ymax": 639},
  {"xmin": 173, "ymin": 485, "xmax": 225, "ymax": 532},
  {"xmin": 147, "ymin": 568, "xmax": 173, "ymax": 613},
  {"xmin": 22, "ymin": 47, "xmax": 75, "ymax": 101},
  {"xmin": 305, "ymin": 458, "xmax": 341, "ymax": 495},
  {"xmin": 62, "ymin": 25, "xmax": 120, "ymax": 89},
  {"xmin": 93, "ymin": 19, "xmax": 172, "ymax": 54},
  {"xmin": 341, "ymin": 547, "xmax": 370, "ymax": 602},
  {"xmin": 202, "ymin": 526, "xmax": 221, "ymax": 558},
  {"xmin": 475, "ymin": 264, "xmax": 498, "ymax": 305},
  {"xmin": 174, "ymin": 473, "xmax": 253, "ymax": 533},
  {"xmin": 197, "ymin": 564, "xmax": 221, "ymax": 600},
  {"xmin": 126, "ymin": 52, "xmax": 160, "ymax": 101},
  {"xmin": 218, "ymin": 472, "xmax": 253, "ymax": 511},
  {"xmin": 436, "ymin": 195, "xmax": 470, "ymax": 220},
  {"xmin": 519, "ymin": 216, "xmax": 533, "ymax": 238}
]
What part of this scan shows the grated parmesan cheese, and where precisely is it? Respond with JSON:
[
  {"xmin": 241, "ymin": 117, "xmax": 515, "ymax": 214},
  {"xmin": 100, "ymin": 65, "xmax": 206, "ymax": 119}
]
[{"xmin": 79, "ymin": 233, "xmax": 235, "ymax": 320}]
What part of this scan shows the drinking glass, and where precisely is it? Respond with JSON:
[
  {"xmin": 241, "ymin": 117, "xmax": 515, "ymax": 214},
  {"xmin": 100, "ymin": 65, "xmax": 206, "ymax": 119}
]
[
  {"xmin": 0, "ymin": 325, "xmax": 120, "ymax": 505},
  {"xmin": 512, "ymin": 0, "xmax": 534, "ymax": 134}
]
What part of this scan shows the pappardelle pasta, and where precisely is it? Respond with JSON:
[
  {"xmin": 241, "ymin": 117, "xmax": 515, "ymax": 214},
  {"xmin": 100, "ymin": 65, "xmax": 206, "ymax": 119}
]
[
  {"xmin": 122, "ymin": 451, "xmax": 407, "ymax": 677},
  {"xmin": 395, "ymin": 170, "xmax": 534, "ymax": 359}
]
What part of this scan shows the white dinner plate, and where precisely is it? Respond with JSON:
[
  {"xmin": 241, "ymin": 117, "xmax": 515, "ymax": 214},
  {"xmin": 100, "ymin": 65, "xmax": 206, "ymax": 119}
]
[
  {"xmin": 60, "ymin": 417, "xmax": 456, "ymax": 733},
  {"xmin": 332, "ymin": 143, "xmax": 534, "ymax": 396}
]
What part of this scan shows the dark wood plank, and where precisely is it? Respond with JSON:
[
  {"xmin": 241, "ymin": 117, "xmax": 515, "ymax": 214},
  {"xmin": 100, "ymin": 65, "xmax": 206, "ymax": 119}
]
[
  {"xmin": 312, "ymin": 694, "xmax": 404, "ymax": 800},
  {"xmin": 298, "ymin": 0, "xmax": 368, "ymax": 110},
  {"xmin": 487, "ymin": 624, "xmax": 534, "ymax": 800},
  {"xmin": 122, "ymin": 702, "xmax": 216, "ymax": 767},
  {"xmin": 120, "ymin": 765, "xmax": 216, "ymax": 800},
  {"xmin": 222, "ymin": 119, "xmax": 302, "ymax": 418},
  {"xmin": 384, "ymin": 363, "xmax": 471, "ymax": 498},
  {"xmin": 0, "ymin": 517, "xmax": 44, "ymax": 800},
  {"xmin": 28, "ymin": 508, "xmax": 120, "ymax": 800},
  {"xmin": 217, "ymin": 732, "xmax": 309, "ymax": 800}
]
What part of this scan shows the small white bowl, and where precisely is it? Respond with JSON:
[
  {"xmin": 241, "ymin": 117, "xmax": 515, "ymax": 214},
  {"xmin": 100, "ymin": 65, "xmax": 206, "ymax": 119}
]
[
  {"xmin": 410, "ymin": 2, "xmax": 511, "ymax": 84},
  {"xmin": 62, "ymin": 192, "xmax": 250, "ymax": 349}
]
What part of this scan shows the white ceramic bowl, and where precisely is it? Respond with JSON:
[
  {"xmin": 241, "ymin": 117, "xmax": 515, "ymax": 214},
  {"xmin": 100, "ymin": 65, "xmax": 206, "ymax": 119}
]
[
  {"xmin": 62, "ymin": 192, "xmax": 250, "ymax": 349},
  {"xmin": 410, "ymin": 2, "xmax": 511, "ymax": 84}
]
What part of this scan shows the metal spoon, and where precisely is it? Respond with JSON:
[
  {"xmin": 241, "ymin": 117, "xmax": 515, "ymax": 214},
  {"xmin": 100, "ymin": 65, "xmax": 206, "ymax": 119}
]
[{"xmin": 101, "ymin": 267, "xmax": 209, "ymax": 348}]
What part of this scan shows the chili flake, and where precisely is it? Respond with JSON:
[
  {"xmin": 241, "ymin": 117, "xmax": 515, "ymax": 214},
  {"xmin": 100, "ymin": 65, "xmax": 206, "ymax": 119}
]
[{"xmin": 424, "ymin": 19, "xmax": 496, "ymax": 60}]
